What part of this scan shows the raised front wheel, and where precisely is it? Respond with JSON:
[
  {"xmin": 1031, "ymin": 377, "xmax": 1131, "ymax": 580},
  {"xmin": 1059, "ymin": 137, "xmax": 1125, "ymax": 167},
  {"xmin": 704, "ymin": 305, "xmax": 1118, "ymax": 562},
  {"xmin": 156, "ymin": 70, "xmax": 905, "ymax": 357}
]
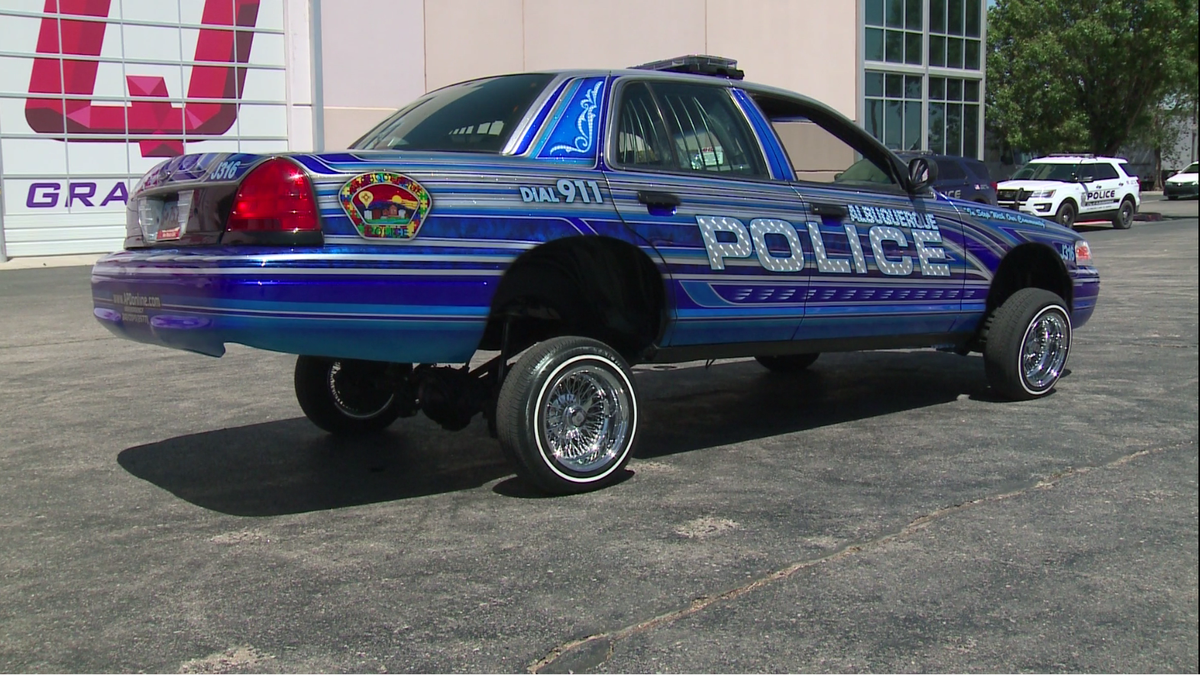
[
  {"xmin": 496, "ymin": 336, "xmax": 638, "ymax": 494},
  {"xmin": 983, "ymin": 288, "xmax": 1072, "ymax": 400}
]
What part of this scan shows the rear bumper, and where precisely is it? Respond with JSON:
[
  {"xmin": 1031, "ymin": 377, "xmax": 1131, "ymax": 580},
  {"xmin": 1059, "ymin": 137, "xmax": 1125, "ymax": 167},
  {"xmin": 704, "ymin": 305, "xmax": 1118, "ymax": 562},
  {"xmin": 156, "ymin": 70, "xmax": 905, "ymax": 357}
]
[{"xmin": 91, "ymin": 248, "xmax": 502, "ymax": 363}]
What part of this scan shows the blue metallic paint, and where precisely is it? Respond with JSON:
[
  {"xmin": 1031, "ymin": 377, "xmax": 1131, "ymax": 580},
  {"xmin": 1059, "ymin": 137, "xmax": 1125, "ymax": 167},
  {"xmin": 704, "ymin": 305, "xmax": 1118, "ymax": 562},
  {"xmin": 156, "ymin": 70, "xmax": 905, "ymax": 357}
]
[{"xmin": 92, "ymin": 70, "xmax": 1099, "ymax": 366}]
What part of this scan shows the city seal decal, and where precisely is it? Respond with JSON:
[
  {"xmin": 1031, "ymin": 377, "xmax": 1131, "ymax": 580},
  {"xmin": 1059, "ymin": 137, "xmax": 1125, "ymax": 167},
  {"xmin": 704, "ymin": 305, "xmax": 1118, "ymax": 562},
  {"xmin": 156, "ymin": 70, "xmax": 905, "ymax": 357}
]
[{"xmin": 339, "ymin": 172, "xmax": 432, "ymax": 240}]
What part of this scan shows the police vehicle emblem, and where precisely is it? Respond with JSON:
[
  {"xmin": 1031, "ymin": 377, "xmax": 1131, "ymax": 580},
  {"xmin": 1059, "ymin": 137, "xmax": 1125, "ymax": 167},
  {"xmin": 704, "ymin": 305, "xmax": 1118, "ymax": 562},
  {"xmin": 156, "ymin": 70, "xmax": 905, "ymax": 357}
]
[{"xmin": 339, "ymin": 171, "xmax": 432, "ymax": 240}]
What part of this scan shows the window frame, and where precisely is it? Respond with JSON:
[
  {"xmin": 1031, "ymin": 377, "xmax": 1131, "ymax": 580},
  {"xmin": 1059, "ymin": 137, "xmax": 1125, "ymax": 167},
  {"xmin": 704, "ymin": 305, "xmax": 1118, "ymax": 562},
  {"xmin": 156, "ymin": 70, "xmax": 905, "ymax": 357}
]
[{"xmin": 604, "ymin": 76, "xmax": 773, "ymax": 183}]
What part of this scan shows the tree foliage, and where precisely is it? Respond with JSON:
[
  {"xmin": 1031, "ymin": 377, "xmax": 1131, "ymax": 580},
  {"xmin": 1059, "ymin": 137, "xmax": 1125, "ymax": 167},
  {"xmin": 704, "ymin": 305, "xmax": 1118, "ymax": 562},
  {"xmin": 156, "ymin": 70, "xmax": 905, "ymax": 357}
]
[{"xmin": 986, "ymin": 0, "xmax": 1199, "ymax": 156}]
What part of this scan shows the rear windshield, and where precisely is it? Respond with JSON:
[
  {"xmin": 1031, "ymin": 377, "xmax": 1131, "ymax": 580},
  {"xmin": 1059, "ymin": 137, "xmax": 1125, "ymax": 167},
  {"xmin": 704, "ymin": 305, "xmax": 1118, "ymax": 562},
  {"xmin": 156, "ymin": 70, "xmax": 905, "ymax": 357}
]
[
  {"xmin": 965, "ymin": 159, "xmax": 991, "ymax": 181},
  {"xmin": 353, "ymin": 73, "xmax": 555, "ymax": 153}
]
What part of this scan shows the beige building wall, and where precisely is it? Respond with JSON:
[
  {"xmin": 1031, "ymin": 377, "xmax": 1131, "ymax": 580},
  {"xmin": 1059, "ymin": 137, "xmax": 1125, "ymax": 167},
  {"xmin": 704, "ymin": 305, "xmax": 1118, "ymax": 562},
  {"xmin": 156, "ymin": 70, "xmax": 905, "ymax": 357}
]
[{"xmin": 318, "ymin": 0, "xmax": 859, "ymax": 150}]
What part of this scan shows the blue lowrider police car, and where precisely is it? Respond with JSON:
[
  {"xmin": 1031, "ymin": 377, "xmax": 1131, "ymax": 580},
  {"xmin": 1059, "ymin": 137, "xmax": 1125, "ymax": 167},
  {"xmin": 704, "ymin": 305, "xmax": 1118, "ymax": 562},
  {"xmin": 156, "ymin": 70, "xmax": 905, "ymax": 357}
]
[{"xmin": 92, "ymin": 56, "xmax": 1099, "ymax": 494}]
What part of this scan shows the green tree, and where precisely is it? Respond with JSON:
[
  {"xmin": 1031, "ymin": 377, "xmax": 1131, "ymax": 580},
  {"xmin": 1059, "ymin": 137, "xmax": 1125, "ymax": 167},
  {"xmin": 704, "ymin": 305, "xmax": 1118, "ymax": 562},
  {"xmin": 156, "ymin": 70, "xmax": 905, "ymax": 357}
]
[{"xmin": 986, "ymin": 0, "xmax": 1199, "ymax": 156}]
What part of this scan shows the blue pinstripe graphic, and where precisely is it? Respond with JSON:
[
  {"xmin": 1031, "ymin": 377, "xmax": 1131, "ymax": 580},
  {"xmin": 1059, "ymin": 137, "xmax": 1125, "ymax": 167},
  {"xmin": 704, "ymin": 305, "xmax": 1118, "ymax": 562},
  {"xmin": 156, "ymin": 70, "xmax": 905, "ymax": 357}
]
[{"xmin": 95, "ymin": 70, "xmax": 1099, "ymax": 365}]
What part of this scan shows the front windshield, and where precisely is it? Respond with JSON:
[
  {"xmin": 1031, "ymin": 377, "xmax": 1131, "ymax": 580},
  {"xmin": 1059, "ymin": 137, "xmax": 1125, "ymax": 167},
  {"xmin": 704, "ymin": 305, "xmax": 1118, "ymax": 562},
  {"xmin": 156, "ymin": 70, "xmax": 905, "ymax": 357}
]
[
  {"xmin": 353, "ymin": 73, "xmax": 555, "ymax": 153},
  {"xmin": 1011, "ymin": 166, "xmax": 1035, "ymax": 180},
  {"xmin": 1025, "ymin": 162, "xmax": 1079, "ymax": 182},
  {"xmin": 1182, "ymin": 162, "xmax": 1199, "ymax": 174}
]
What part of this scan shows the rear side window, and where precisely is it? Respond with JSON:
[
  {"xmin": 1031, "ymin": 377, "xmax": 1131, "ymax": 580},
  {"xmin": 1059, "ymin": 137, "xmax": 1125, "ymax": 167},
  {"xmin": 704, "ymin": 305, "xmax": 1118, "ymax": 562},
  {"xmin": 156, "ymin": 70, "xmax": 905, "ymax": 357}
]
[
  {"xmin": 355, "ymin": 74, "xmax": 554, "ymax": 153},
  {"xmin": 965, "ymin": 159, "xmax": 992, "ymax": 181},
  {"xmin": 938, "ymin": 158, "xmax": 967, "ymax": 180},
  {"xmin": 613, "ymin": 80, "xmax": 767, "ymax": 178},
  {"xmin": 614, "ymin": 82, "xmax": 675, "ymax": 169},
  {"xmin": 1093, "ymin": 163, "xmax": 1120, "ymax": 180}
]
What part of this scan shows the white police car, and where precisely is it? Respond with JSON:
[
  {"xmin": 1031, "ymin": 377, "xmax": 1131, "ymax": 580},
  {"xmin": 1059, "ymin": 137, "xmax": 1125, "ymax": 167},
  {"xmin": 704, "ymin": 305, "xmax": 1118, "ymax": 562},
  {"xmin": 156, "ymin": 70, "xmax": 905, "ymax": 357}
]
[{"xmin": 997, "ymin": 154, "xmax": 1141, "ymax": 229}]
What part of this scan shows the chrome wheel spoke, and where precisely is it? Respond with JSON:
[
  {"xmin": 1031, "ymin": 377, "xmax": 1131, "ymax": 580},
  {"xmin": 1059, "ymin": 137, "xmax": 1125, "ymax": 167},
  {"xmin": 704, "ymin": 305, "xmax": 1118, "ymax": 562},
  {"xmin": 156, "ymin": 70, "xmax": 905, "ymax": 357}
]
[
  {"xmin": 541, "ymin": 364, "xmax": 630, "ymax": 473},
  {"xmin": 1021, "ymin": 311, "xmax": 1070, "ymax": 390}
]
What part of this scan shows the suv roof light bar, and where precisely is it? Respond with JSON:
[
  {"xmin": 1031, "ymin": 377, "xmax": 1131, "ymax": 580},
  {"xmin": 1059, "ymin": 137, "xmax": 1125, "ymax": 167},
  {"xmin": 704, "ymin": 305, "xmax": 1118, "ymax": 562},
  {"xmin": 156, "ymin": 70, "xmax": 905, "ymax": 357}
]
[
  {"xmin": 1047, "ymin": 153, "xmax": 1095, "ymax": 158},
  {"xmin": 631, "ymin": 55, "xmax": 745, "ymax": 80}
]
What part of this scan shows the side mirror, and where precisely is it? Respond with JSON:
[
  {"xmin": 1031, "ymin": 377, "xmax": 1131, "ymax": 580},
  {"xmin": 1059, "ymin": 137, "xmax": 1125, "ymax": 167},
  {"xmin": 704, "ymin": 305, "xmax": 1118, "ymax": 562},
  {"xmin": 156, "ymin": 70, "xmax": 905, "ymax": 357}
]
[
  {"xmin": 1079, "ymin": 175, "xmax": 1095, "ymax": 183},
  {"xmin": 908, "ymin": 156, "xmax": 938, "ymax": 193}
]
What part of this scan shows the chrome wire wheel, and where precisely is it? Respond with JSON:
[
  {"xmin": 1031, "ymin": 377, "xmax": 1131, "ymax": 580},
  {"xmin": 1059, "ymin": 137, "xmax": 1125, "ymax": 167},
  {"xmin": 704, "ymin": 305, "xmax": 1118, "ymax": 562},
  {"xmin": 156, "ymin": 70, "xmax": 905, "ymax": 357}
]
[
  {"xmin": 1020, "ymin": 308, "xmax": 1070, "ymax": 392},
  {"xmin": 496, "ymin": 337, "xmax": 639, "ymax": 494},
  {"xmin": 328, "ymin": 360, "xmax": 395, "ymax": 420},
  {"xmin": 539, "ymin": 362, "xmax": 631, "ymax": 474}
]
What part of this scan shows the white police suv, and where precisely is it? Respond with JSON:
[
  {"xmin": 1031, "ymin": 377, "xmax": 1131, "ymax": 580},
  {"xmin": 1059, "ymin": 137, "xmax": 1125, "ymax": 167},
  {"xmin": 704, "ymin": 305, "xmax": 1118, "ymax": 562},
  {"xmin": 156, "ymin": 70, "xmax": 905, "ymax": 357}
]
[{"xmin": 997, "ymin": 154, "xmax": 1141, "ymax": 229}]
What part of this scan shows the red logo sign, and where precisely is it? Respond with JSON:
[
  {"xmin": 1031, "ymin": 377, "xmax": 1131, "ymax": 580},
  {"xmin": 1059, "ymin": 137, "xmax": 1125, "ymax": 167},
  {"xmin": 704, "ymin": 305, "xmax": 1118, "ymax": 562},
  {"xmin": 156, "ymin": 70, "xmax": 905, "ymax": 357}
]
[{"xmin": 25, "ymin": 0, "xmax": 261, "ymax": 157}]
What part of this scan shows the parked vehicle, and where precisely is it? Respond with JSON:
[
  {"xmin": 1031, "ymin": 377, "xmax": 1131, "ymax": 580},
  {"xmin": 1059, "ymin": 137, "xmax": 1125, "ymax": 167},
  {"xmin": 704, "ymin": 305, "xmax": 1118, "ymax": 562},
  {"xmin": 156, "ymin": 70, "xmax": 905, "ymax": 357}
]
[
  {"xmin": 92, "ymin": 56, "xmax": 1100, "ymax": 494},
  {"xmin": 995, "ymin": 154, "xmax": 1141, "ymax": 229},
  {"xmin": 898, "ymin": 152, "xmax": 998, "ymax": 205},
  {"xmin": 1164, "ymin": 162, "xmax": 1199, "ymax": 200}
]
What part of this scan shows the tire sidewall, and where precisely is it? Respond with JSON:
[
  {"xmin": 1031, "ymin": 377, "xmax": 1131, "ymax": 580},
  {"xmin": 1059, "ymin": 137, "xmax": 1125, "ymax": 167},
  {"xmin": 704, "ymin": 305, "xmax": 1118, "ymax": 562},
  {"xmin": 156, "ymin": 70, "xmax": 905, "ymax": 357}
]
[
  {"xmin": 1114, "ymin": 198, "xmax": 1134, "ymax": 229},
  {"xmin": 295, "ymin": 356, "xmax": 401, "ymax": 434},
  {"xmin": 1057, "ymin": 200, "xmax": 1077, "ymax": 227},
  {"xmin": 529, "ymin": 350, "xmax": 638, "ymax": 485},
  {"xmin": 1015, "ymin": 302, "xmax": 1072, "ymax": 397}
]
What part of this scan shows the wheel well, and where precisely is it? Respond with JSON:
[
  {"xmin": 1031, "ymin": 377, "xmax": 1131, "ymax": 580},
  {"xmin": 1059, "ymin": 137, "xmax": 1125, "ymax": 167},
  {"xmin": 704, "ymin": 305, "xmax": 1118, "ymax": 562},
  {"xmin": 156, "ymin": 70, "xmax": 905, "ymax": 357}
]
[
  {"xmin": 986, "ymin": 243, "xmax": 1073, "ymax": 318},
  {"xmin": 480, "ymin": 236, "xmax": 667, "ymax": 361}
]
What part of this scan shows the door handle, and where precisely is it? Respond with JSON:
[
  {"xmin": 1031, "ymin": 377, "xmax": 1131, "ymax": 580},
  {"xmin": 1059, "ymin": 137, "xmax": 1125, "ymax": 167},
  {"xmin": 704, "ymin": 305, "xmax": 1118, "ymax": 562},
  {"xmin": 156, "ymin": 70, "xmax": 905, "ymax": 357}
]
[
  {"xmin": 810, "ymin": 202, "xmax": 848, "ymax": 217},
  {"xmin": 637, "ymin": 190, "xmax": 681, "ymax": 208}
]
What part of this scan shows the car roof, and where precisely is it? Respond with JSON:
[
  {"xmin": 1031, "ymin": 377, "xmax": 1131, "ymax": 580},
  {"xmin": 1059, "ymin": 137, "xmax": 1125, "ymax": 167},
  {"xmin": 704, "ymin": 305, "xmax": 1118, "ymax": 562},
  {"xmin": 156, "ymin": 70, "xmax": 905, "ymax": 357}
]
[
  {"xmin": 448, "ymin": 67, "xmax": 841, "ymax": 118},
  {"xmin": 1029, "ymin": 155, "xmax": 1126, "ymax": 163}
]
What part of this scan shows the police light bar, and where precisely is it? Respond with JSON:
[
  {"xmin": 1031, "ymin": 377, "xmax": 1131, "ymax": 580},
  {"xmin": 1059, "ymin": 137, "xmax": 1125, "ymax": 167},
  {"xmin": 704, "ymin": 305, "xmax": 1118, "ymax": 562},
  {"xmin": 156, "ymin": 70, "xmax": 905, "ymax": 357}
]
[{"xmin": 631, "ymin": 55, "xmax": 745, "ymax": 80}]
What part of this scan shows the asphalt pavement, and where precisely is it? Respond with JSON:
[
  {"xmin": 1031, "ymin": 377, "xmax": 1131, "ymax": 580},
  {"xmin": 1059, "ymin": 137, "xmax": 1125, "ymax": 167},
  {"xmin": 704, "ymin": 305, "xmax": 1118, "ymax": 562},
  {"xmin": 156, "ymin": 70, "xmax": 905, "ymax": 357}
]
[{"xmin": 0, "ymin": 215, "xmax": 1196, "ymax": 672}]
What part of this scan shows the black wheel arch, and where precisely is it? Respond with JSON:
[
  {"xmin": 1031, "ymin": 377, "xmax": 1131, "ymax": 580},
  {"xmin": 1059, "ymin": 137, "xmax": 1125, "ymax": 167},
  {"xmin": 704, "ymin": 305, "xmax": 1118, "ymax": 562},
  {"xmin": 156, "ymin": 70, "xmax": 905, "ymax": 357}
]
[
  {"xmin": 986, "ymin": 242, "xmax": 1075, "ymax": 321},
  {"xmin": 479, "ymin": 236, "xmax": 668, "ymax": 361}
]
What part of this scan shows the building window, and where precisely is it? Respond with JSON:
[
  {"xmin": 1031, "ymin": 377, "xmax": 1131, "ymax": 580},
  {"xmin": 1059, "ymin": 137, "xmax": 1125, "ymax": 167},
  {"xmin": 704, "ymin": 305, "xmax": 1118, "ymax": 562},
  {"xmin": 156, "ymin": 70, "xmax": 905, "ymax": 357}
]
[
  {"xmin": 928, "ymin": 76, "xmax": 981, "ymax": 157},
  {"xmin": 865, "ymin": 0, "xmax": 923, "ymax": 65},
  {"xmin": 865, "ymin": 71, "xmax": 923, "ymax": 151},
  {"xmin": 929, "ymin": 0, "xmax": 983, "ymax": 70}
]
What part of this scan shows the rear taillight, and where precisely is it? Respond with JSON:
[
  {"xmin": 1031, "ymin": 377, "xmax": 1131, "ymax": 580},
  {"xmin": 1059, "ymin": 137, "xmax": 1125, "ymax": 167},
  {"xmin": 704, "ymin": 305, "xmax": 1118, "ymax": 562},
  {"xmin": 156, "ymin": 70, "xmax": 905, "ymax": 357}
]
[
  {"xmin": 1075, "ymin": 240, "xmax": 1092, "ymax": 265},
  {"xmin": 226, "ymin": 157, "xmax": 319, "ymax": 232}
]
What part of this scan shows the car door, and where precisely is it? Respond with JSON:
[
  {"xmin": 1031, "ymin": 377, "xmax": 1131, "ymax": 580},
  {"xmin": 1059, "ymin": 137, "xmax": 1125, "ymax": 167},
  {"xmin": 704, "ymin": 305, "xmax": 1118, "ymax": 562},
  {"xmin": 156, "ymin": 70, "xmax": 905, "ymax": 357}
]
[
  {"xmin": 1080, "ymin": 161, "xmax": 1122, "ymax": 216},
  {"xmin": 602, "ymin": 78, "xmax": 811, "ymax": 347},
  {"xmin": 744, "ymin": 91, "xmax": 968, "ymax": 341}
]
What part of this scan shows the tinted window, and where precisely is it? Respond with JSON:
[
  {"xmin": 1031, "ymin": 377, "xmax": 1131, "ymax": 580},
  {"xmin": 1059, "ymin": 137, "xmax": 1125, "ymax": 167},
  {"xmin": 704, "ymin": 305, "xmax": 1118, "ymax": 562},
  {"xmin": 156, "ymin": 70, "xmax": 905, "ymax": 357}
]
[
  {"xmin": 647, "ymin": 82, "xmax": 767, "ymax": 177},
  {"xmin": 965, "ymin": 159, "xmax": 991, "ymax": 181},
  {"xmin": 1027, "ymin": 163, "xmax": 1079, "ymax": 181},
  {"xmin": 354, "ymin": 74, "xmax": 554, "ymax": 153},
  {"xmin": 1182, "ymin": 162, "xmax": 1199, "ymax": 174},
  {"xmin": 937, "ymin": 157, "xmax": 967, "ymax": 179},
  {"xmin": 614, "ymin": 83, "xmax": 674, "ymax": 169},
  {"xmin": 1093, "ymin": 163, "xmax": 1120, "ymax": 180}
]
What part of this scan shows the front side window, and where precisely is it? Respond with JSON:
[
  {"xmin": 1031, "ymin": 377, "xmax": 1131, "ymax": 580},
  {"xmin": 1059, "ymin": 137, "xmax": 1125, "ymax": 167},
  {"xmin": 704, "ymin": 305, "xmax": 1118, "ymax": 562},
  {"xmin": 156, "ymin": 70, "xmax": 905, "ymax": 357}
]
[
  {"xmin": 354, "ymin": 74, "xmax": 554, "ymax": 153},
  {"xmin": 753, "ymin": 93, "xmax": 901, "ymax": 189},
  {"xmin": 612, "ymin": 80, "xmax": 768, "ymax": 178}
]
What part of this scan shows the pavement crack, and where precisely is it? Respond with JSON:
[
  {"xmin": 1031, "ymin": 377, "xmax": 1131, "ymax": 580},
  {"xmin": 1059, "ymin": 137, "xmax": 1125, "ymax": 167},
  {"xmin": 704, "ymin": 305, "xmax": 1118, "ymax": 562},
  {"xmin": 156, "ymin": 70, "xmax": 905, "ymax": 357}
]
[{"xmin": 529, "ymin": 440, "xmax": 1189, "ymax": 674}]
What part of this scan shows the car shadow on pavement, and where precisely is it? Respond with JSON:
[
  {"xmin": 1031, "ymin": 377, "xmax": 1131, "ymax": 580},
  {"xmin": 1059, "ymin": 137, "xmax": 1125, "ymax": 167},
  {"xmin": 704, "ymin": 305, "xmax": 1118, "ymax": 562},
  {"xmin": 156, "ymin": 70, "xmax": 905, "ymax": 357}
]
[
  {"xmin": 117, "ymin": 417, "xmax": 514, "ymax": 517},
  {"xmin": 631, "ymin": 350, "xmax": 987, "ymax": 461},
  {"xmin": 118, "ymin": 350, "xmax": 988, "ymax": 516}
]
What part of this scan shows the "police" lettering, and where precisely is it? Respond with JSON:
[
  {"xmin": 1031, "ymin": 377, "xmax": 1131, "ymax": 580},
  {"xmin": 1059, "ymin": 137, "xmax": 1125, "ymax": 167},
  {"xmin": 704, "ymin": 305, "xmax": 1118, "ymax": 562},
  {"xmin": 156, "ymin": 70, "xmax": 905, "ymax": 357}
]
[{"xmin": 697, "ymin": 215, "xmax": 949, "ymax": 277}]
